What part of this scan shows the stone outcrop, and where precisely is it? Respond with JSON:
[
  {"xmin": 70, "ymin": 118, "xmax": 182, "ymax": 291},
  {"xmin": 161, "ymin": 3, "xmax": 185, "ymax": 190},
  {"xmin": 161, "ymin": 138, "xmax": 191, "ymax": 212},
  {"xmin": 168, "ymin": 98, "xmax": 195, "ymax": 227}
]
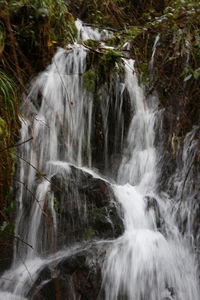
[
  {"xmin": 50, "ymin": 165, "xmax": 123, "ymax": 247},
  {"xmin": 28, "ymin": 245, "xmax": 105, "ymax": 300}
]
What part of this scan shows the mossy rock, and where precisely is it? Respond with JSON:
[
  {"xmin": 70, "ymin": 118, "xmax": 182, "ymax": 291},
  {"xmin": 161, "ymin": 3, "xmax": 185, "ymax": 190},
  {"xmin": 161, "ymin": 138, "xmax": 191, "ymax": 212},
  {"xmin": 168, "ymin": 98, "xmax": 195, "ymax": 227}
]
[{"xmin": 83, "ymin": 69, "xmax": 96, "ymax": 92}]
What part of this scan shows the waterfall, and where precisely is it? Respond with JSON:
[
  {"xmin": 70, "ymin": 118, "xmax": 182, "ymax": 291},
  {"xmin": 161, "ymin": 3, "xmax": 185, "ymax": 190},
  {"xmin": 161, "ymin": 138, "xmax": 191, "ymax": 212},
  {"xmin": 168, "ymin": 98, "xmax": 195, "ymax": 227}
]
[
  {"xmin": 0, "ymin": 19, "xmax": 199, "ymax": 300},
  {"xmin": 102, "ymin": 59, "xmax": 199, "ymax": 300}
]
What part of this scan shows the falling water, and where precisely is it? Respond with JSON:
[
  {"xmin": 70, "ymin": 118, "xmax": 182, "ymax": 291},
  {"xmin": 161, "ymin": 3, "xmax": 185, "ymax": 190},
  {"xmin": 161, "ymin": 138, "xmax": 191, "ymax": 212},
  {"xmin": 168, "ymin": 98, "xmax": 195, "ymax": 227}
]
[
  {"xmin": 75, "ymin": 19, "xmax": 112, "ymax": 42},
  {"xmin": 149, "ymin": 34, "xmax": 160, "ymax": 74},
  {"xmin": 0, "ymin": 19, "xmax": 199, "ymax": 300},
  {"xmin": 102, "ymin": 59, "xmax": 199, "ymax": 300},
  {"xmin": 168, "ymin": 126, "xmax": 200, "ymax": 256}
]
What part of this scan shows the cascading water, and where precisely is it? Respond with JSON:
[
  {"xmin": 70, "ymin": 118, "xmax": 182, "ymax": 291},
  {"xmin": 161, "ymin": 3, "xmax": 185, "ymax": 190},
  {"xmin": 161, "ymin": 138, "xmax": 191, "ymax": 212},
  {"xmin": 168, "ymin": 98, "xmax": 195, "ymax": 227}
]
[
  {"xmin": 0, "ymin": 19, "xmax": 199, "ymax": 300},
  {"xmin": 102, "ymin": 60, "xmax": 199, "ymax": 300}
]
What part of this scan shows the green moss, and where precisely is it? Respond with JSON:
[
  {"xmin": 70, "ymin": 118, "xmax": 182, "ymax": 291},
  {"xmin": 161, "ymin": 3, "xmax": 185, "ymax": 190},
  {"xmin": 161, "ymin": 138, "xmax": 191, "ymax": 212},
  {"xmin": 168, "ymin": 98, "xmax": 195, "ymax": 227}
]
[
  {"xmin": 90, "ymin": 207, "xmax": 107, "ymax": 222},
  {"xmin": 95, "ymin": 48, "xmax": 122, "ymax": 83},
  {"xmin": 53, "ymin": 196, "xmax": 60, "ymax": 215},
  {"xmin": 123, "ymin": 26, "xmax": 143, "ymax": 39},
  {"xmin": 102, "ymin": 49, "xmax": 122, "ymax": 64},
  {"xmin": 83, "ymin": 227, "xmax": 96, "ymax": 240},
  {"xmin": 83, "ymin": 40, "xmax": 100, "ymax": 49},
  {"xmin": 139, "ymin": 62, "xmax": 150, "ymax": 84},
  {"xmin": 83, "ymin": 69, "xmax": 96, "ymax": 92},
  {"xmin": 83, "ymin": 48, "xmax": 123, "ymax": 89},
  {"xmin": 106, "ymin": 36, "xmax": 119, "ymax": 47}
]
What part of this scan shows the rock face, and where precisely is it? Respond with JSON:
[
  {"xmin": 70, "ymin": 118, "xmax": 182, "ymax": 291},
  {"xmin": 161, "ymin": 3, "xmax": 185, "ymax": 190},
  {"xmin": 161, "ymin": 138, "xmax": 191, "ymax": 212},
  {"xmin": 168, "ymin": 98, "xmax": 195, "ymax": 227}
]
[
  {"xmin": 50, "ymin": 165, "xmax": 123, "ymax": 248},
  {"xmin": 144, "ymin": 195, "xmax": 162, "ymax": 231},
  {"xmin": 31, "ymin": 164, "xmax": 122, "ymax": 298},
  {"xmin": 27, "ymin": 164, "xmax": 123, "ymax": 299},
  {"xmin": 28, "ymin": 245, "xmax": 105, "ymax": 300},
  {"xmin": 0, "ymin": 232, "xmax": 13, "ymax": 274}
]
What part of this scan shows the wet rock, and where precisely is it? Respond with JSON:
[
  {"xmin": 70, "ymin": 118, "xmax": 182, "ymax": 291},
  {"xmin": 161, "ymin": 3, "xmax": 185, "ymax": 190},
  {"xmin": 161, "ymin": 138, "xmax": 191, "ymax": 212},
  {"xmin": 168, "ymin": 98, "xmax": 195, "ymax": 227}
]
[
  {"xmin": 60, "ymin": 253, "xmax": 102, "ymax": 299},
  {"xmin": 28, "ymin": 266, "xmax": 52, "ymax": 299},
  {"xmin": 29, "ymin": 246, "xmax": 105, "ymax": 300},
  {"xmin": 0, "ymin": 231, "xmax": 14, "ymax": 274},
  {"xmin": 144, "ymin": 196, "xmax": 163, "ymax": 231},
  {"xmin": 51, "ymin": 166, "xmax": 123, "ymax": 247},
  {"xmin": 162, "ymin": 286, "xmax": 176, "ymax": 300},
  {"xmin": 31, "ymin": 277, "xmax": 76, "ymax": 300}
]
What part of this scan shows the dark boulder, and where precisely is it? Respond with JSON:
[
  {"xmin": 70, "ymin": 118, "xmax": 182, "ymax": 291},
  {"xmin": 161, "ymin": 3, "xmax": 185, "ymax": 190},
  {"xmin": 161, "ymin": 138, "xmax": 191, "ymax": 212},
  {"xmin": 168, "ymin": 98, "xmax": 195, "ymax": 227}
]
[
  {"xmin": 29, "ymin": 245, "xmax": 105, "ymax": 300},
  {"xmin": 50, "ymin": 165, "xmax": 123, "ymax": 247}
]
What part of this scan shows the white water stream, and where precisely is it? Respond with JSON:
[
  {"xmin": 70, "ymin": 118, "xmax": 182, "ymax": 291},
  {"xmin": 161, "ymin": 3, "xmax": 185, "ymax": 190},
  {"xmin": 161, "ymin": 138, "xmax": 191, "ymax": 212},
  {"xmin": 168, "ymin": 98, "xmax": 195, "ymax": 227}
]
[{"xmin": 0, "ymin": 19, "xmax": 199, "ymax": 300}]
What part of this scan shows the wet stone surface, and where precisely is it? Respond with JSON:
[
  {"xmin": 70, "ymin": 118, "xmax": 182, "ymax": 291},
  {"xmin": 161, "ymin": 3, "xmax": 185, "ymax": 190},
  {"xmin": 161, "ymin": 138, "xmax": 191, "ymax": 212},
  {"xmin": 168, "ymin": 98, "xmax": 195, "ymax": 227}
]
[
  {"xmin": 50, "ymin": 166, "xmax": 123, "ymax": 247},
  {"xmin": 28, "ymin": 245, "xmax": 105, "ymax": 300}
]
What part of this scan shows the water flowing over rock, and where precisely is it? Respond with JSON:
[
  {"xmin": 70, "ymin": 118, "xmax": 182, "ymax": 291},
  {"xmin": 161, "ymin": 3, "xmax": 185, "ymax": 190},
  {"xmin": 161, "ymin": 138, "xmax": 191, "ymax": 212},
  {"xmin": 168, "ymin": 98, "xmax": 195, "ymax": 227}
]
[{"xmin": 0, "ymin": 19, "xmax": 199, "ymax": 300}]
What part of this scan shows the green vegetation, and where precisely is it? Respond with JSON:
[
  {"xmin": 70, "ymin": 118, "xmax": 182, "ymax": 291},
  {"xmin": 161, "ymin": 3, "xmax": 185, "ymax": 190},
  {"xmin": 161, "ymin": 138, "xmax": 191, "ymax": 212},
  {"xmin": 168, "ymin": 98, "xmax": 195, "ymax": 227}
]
[
  {"xmin": 83, "ymin": 48, "xmax": 123, "ymax": 89},
  {"xmin": 142, "ymin": 0, "xmax": 200, "ymax": 136},
  {"xmin": 0, "ymin": 0, "xmax": 77, "ymax": 225},
  {"xmin": 79, "ymin": 0, "xmax": 200, "ymax": 136},
  {"xmin": 83, "ymin": 227, "xmax": 96, "ymax": 240},
  {"xmin": 83, "ymin": 69, "xmax": 96, "ymax": 92},
  {"xmin": 0, "ymin": 71, "xmax": 18, "ymax": 222},
  {"xmin": 0, "ymin": 0, "xmax": 77, "ymax": 82},
  {"xmin": 67, "ymin": 0, "xmax": 166, "ymax": 28}
]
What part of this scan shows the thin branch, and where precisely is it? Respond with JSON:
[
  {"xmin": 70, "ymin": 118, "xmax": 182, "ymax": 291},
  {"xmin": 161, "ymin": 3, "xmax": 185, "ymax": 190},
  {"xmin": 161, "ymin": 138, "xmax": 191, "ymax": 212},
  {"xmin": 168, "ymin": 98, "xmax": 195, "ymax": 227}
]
[
  {"xmin": 16, "ymin": 154, "xmax": 63, "ymax": 193},
  {"xmin": 2, "ymin": 231, "xmax": 33, "ymax": 249},
  {"xmin": 16, "ymin": 154, "xmax": 50, "ymax": 183},
  {"xmin": 82, "ymin": 43, "xmax": 103, "ymax": 54},
  {"xmin": 15, "ymin": 179, "xmax": 49, "ymax": 219},
  {"xmin": 17, "ymin": 251, "xmax": 34, "ymax": 285},
  {"xmin": 181, "ymin": 152, "xmax": 198, "ymax": 199},
  {"xmin": 0, "ymin": 137, "xmax": 33, "ymax": 153},
  {"xmin": 1, "ymin": 11, "xmax": 24, "ymax": 89},
  {"xmin": 83, "ymin": 43, "xmax": 128, "ymax": 59},
  {"xmin": 0, "ymin": 276, "xmax": 24, "ymax": 283}
]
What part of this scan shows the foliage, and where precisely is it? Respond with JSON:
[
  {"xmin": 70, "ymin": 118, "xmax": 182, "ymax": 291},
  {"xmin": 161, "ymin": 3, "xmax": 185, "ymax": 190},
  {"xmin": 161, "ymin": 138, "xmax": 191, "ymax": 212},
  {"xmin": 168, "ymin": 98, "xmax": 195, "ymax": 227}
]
[
  {"xmin": 83, "ymin": 39, "xmax": 100, "ymax": 49},
  {"xmin": 67, "ymin": 0, "xmax": 166, "ymax": 28},
  {"xmin": 0, "ymin": 0, "xmax": 77, "ymax": 83},
  {"xmin": 144, "ymin": 0, "xmax": 200, "ymax": 135},
  {"xmin": 69, "ymin": 0, "xmax": 200, "ymax": 136},
  {"xmin": 83, "ymin": 47, "xmax": 123, "ymax": 90},
  {"xmin": 87, "ymin": 0, "xmax": 200, "ymax": 136},
  {"xmin": 101, "ymin": 49, "xmax": 122, "ymax": 72},
  {"xmin": 0, "ymin": 71, "xmax": 18, "ymax": 223}
]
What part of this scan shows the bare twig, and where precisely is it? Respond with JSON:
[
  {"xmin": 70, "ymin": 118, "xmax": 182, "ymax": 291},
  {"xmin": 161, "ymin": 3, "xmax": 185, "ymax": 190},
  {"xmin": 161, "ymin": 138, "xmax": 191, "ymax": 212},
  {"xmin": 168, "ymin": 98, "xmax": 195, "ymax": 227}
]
[
  {"xmin": 83, "ymin": 42, "xmax": 128, "ymax": 59},
  {"xmin": 16, "ymin": 154, "xmax": 50, "ymax": 183},
  {"xmin": 1, "ymin": 11, "xmax": 24, "ymax": 89},
  {"xmin": 0, "ymin": 137, "xmax": 33, "ymax": 153},
  {"xmin": 15, "ymin": 179, "xmax": 49, "ymax": 219},
  {"xmin": 0, "ymin": 276, "xmax": 24, "ymax": 283},
  {"xmin": 16, "ymin": 154, "xmax": 63, "ymax": 193},
  {"xmin": 181, "ymin": 152, "xmax": 198, "ymax": 199},
  {"xmin": 2, "ymin": 231, "xmax": 33, "ymax": 249},
  {"xmin": 17, "ymin": 251, "xmax": 34, "ymax": 285}
]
